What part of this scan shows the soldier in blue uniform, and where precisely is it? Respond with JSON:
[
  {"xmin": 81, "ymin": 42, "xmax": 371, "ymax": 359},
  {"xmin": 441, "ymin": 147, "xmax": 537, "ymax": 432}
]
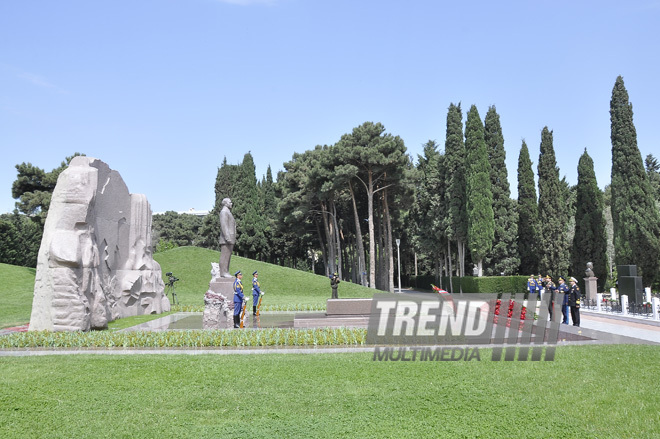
[
  {"xmin": 527, "ymin": 275, "xmax": 538, "ymax": 297},
  {"xmin": 233, "ymin": 270, "xmax": 248, "ymax": 328},
  {"xmin": 252, "ymin": 271, "xmax": 264, "ymax": 315},
  {"xmin": 568, "ymin": 277, "xmax": 581, "ymax": 327},
  {"xmin": 544, "ymin": 275, "xmax": 557, "ymax": 320},
  {"xmin": 557, "ymin": 276, "xmax": 570, "ymax": 324}
]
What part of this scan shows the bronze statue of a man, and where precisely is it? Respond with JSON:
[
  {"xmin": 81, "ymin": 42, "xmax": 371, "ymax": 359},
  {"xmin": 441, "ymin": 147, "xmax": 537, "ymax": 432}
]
[{"xmin": 218, "ymin": 198, "xmax": 236, "ymax": 278}]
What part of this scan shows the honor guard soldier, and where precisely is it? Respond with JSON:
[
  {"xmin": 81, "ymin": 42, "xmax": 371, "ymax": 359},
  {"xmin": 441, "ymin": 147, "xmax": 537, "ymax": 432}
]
[
  {"xmin": 233, "ymin": 271, "xmax": 248, "ymax": 328},
  {"xmin": 544, "ymin": 275, "xmax": 556, "ymax": 320},
  {"xmin": 252, "ymin": 271, "xmax": 264, "ymax": 315},
  {"xmin": 557, "ymin": 276, "xmax": 570, "ymax": 324},
  {"xmin": 568, "ymin": 277, "xmax": 581, "ymax": 327},
  {"xmin": 527, "ymin": 275, "xmax": 539, "ymax": 297}
]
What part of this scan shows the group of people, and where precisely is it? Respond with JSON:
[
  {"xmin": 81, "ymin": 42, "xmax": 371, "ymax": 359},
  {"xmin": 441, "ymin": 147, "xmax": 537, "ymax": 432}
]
[
  {"xmin": 527, "ymin": 274, "xmax": 581, "ymax": 327},
  {"xmin": 232, "ymin": 270, "xmax": 265, "ymax": 329}
]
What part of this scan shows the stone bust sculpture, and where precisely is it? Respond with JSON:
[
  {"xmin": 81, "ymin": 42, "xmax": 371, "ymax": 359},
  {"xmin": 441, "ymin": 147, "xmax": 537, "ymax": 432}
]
[
  {"xmin": 585, "ymin": 262, "xmax": 595, "ymax": 278},
  {"xmin": 218, "ymin": 198, "xmax": 236, "ymax": 278}
]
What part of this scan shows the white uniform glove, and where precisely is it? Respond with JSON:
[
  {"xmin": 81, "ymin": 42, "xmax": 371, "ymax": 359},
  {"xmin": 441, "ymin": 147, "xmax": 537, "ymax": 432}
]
[{"xmin": 260, "ymin": 291, "xmax": 265, "ymax": 296}]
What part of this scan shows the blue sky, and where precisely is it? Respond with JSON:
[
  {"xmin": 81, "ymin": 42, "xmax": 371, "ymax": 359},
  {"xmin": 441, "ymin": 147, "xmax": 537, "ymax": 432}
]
[{"xmin": 2, "ymin": 0, "xmax": 659, "ymax": 215}]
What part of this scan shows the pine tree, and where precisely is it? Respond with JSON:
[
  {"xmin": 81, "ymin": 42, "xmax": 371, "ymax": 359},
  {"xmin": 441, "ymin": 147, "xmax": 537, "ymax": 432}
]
[
  {"xmin": 444, "ymin": 103, "xmax": 467, "ymax": 288},
  {"xmin": 465, "ymin": 105, "xmax": 494, "ymax": 277},
  {"xmin": 610, "ymin": 75, "xmax": 660, "ymax": 284},
  {"xmin": 571, "ymin": 150, "xmax": 608, "ymax": 290},
  {"xmin": 483, "ymin": 106, "xmax": 519, "ymax": 275},
  {"xmin": 517, "ymin": 140, "xmax": 539, "ymax": 275},
  {"xmin": 537, "ymin": 127, "xmax": 568, "ymax": 277}
]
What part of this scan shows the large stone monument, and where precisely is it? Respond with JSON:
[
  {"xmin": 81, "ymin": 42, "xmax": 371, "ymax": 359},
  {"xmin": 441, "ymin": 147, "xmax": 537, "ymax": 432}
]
[{"xmin": 29, "ymin": 157, "xmax": 169, "ymax": 331}]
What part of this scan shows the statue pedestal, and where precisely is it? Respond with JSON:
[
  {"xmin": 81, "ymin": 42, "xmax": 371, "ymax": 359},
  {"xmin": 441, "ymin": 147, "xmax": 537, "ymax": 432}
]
[
  {"xmin": 203, "ymin": 277, "xmax": 237, "ymax": 329},
  {"xmin": 584, "ymin": 276, "xmax": 598, "ymax": 302},
  {"xmin": 326, "ymin": 298, "xmax": 373, "ymax": 315},
  {"xmin": 209, "ymin": 277, "xmax": 235, "ymax": 296}
]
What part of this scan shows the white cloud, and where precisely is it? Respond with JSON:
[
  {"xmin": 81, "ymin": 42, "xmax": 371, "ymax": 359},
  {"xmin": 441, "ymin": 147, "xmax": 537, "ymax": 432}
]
[{"xmin": 17, "ymin": 71, "xmax": 68, "ymax": 94}]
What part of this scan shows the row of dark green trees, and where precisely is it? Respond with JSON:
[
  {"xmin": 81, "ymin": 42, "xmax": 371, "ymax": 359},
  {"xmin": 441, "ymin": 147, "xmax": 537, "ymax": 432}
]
[{"xmin": 4, "ymin": 76, "xmax": 660, "ymax": 290}]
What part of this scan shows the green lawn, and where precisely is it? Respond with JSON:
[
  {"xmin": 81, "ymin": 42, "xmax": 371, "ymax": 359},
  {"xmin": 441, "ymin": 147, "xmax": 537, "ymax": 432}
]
[
  {"xmin": 154, "ymin": 246, "xmax": 375, "ymax": 308},
  {"xmin": 0, "ymin": 247, "xmax": 376, "ymax": 328},
  {"xmin": 0, "ymin": 264, "xmax": 35, "ymax": 328},
  {"xmin": 1, "ymin": 345, "xmax": 659, "ymax": 438}
]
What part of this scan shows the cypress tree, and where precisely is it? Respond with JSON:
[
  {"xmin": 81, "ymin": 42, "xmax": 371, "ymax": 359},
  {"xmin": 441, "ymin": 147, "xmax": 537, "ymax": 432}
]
[
  {"xmin": 235, "ymin": 152, "xmax": 267, "ymax": 259},
  {"xmin": 517, "ymin": 140, "xmax": 539, "ymax": 275},
  {"xmin": 200, "ymin": 157, "xmax": 240, "ymax": 250},
  {"xmin": 610, "ymin": 75, "xmax": 660, "ymax": 284},
  {"xmin": 444, "ymin": 103, "xmax": 467, "ymax": 286},
  {"xmin": 645, "ymin": 154, "xmax": 660, "ymax": 204},
  {"xmin": 572, "ymin": 150, "xmax": 608, "ymax": 290},
  {"xmin": 537, "ymin": 127, "xmax": 568, "ymax": 277},
  {"xmin": 465, "ymin": 105, "xmax": 494, "ymax": 276},
  {"xmin": 483, "ymin": 106, "xmax": 519, "ymax": 275}
]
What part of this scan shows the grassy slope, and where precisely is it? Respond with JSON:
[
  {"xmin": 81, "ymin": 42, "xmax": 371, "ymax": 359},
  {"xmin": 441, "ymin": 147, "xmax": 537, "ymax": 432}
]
[
  {"xmin": 0, "ymin": 247, "xmax": 376, "ymax": 328},
  {"xmin": 0, "ymin": 345, "xmax": 659, "ymax": 438},
  {"xmin": 154, "ymin": 246, "xmax": 375, "ymax": 307},
  {"xmin": 0, "ymin": 264, "xmax": 35, "ymax": 328}
]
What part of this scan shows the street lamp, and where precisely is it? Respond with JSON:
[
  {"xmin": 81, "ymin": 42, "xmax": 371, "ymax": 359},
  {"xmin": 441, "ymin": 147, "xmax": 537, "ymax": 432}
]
[{"xmin": 396, "ymin": 238, "xmax": 401, "ymax": 293}]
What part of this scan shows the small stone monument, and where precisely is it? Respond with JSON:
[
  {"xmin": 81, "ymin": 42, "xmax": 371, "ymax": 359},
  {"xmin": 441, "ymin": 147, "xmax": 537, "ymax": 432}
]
[
  {"xmin": 618, "ymin": 264, "xmax": 644, "ymax": 304},
  {"xmin": 583, "ymin": 262, "xmax": 598, "ymax": 303}
]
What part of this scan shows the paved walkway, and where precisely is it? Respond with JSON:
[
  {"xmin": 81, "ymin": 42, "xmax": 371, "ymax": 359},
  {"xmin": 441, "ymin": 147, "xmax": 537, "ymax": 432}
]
[
  {"xmin": 2, "ymin": 305, "xmax": 658, "ymax": 356},
  {"xmin": 578, "ymin": 310, "xmax": 660, "ymax": 344}
]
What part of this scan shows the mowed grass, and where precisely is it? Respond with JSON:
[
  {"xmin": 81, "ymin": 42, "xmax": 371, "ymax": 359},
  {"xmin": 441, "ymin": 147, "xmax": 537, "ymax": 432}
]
[
  {"xmin": 0, "ymin": 247, "xmax": 375, "ymax": 328},
  {"xmin": 154, "ymin": 246, "xmax": 375, "ymax": 307},
  {"xmin": 0, "ymin": 264, "xmax": 35, "ymax": 328},
  {"xmin": 1, "ymin": 345, "xmax": 659, "ymax": 438}
]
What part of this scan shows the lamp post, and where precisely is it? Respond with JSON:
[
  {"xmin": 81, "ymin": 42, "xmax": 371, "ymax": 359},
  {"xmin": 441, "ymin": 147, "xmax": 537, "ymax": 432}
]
[{"xmin": 396, "ymin": 238, "xmax": 401, "ymax": 293}]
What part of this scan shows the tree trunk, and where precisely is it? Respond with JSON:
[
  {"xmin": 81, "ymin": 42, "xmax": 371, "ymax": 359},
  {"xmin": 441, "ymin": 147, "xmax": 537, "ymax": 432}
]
[
  {"xmin": 332, "ymin": 202, "xmax": 343, "ymax": 279},
  {"xmin": 448, "ymin": 240, "xmax": 453, "ymax": 294},
  {"xmin": 383, "ymin": 188, "xmax": 395, "ymax": 293},
  {"xmin": 367, "ymin": 171, "xmax": 376, "ymax": 289},
  {"xmin": 315, "ymin": 218, "xmax": 328, "ymax": 276},
  {"xmin": 321, "ymin": 202, "xmax": 336, "ymax": 276},
  {"xmin": 349, "ymin": 181, "xmax": 367, "ymax": 286}
]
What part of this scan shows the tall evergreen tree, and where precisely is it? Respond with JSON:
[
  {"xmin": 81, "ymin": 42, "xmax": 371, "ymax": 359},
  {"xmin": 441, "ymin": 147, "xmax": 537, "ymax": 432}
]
[
  {"xmin": 0, "ymin": 211, "xmax": 40, "ymax": 267},
  {"xmin": 537, "ymin": 127, "xmax": 568, "ymax": 277},
  {"xmin": 483, "ymin": 106, "xmax": 519, "ymax": 275},
  {"xmin": 571, "ymin": 150, "xmax": 608, "ymax": 290},
  {"xmin": 234, "ymin": 152, "xmax": 267, "ymax": 259},
  {"xmin": 465, "ymin": 105, "xmax": 494, "ymax": 277},
  {"xmin": 261, "ymin": 165, "xmax": 278, "ymax": 263},
  {"xmin": 645, "ymin": 154, "xmax": 660, "ymax": 204},
  {"xmin": 517, "ymin": 140, "xmax": 539, "ymax": 275},
  {"xmin": 410, "ymin": 140, "xmax": 447, "ymax": 281},
  {"xmin": 444, "ymin": 103, "xmax": 467, "ymax": 288},
  {"xmin": 610, "ymin": 75, "xmax": 660, "ymax": 284},
  {"xmin": 200, "ymin": 157, "xmax": 241, "ymax": 249},
  {"xmin": 334, "ymin": 122, "xmax": 408, "ymax": 289}
]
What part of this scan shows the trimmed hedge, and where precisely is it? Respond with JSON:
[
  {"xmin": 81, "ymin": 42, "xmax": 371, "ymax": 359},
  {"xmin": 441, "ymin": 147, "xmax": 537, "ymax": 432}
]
[{"xmin": 407, "ymin": 275, "xmax": 528, "ymax": 294}]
